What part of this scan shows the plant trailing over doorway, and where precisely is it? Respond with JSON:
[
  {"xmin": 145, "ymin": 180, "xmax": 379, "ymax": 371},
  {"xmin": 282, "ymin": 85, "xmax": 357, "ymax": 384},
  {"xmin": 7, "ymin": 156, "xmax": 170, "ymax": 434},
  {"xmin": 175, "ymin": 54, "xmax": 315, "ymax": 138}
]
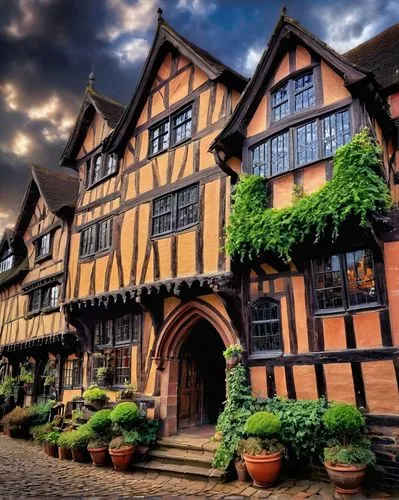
[
  {"xmin": 212, "ymin": 363, "xmax": 256, "ymax": 471},
  {"xmin": 226, "ymin": 129, "xmax": 392, "ymax": 261}
]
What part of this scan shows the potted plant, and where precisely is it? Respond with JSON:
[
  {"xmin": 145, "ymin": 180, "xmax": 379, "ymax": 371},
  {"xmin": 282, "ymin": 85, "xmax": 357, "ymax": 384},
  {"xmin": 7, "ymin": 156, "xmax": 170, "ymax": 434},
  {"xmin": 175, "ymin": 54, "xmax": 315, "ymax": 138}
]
[
  {"xmin": 223, "ymin": 344, "xmax": 243, "ymax": 369},
  {"xmin": 110, "ymin": 401, "xmax": 140, "ymax": 432},
  {"xmin": 19, "ymin": 364, "xmax": 34, "ymax": 394},
  {"xmin": 62, "ymin": 424, "xmax": 94, "ymax": 462},
  {"xmin": 323, "ymin": 403, "xmax": 376, "ymax": 495},
  {"xmin": 57, "ymin": 431, "xmax": 73, "ymax": 460},
  {"xmin": 87, "ymin": 409, "xmax": 112, "ymax": 466},
  {"xmin": 241, "ymin": 411, "xmax": 283, "ymax": 488},
  {"xmin": 1, "ymin": 406, "xmax": 30, "ymax": 438},
  {"xmin": 109, "ymin": 432, "xmax": 139, "ymax": 471},
  {"xmin": 83, "ymin": 385, "xmax": 109, "ymax": 410},
  {"xmin": 0, "ymin": 376, "xmax": 17, "ymax": 404},
  {"xmin": 136, "ymin": 417, "xmax": 159, "ymax": 460},
  {"xmin": 117, "ymin": 381, "xmax": 136, "ymax": 401},
  {"xmin": 44, "ymin": 430, "xmax": 60, "ymax": 458},
  {"xmin": 235, "ymin": 440, "xmax": 250, "ymax": 482}
]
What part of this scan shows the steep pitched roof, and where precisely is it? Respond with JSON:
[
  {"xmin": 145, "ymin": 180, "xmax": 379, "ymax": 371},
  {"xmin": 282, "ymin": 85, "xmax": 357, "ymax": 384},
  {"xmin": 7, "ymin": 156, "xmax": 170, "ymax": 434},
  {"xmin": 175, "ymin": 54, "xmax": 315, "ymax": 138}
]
[
  {"xmin": 211, "ymin": 13, "xmax": 372, "ymax": 155},
  {"xmin": 345, "ymin": 23, "xmax": 399, "ymax": 93},
  {"xmin": 0, "ymin": 256, "xmax": 29, "ymax": 290},
  {"xmin": 105, "ymin": 15, "xmax": 248, "ymax": 155},
  {"xmin": 60, "ymin": 85, "xmax": 125, "ymax": 168}
]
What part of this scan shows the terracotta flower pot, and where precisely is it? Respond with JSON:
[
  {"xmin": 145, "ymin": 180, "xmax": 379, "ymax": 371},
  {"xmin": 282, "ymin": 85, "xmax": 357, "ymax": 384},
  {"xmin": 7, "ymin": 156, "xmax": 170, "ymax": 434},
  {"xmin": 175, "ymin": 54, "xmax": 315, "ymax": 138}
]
[
  {"xmin": 88, "ymin": 445, "xmax": 109, "ymax": 466},
  {"xmin": 47, "ymin": 444, "xmax": 59, "ymax": 458},
  {"xmin": 226, "ymin": 355, "xmax": 240, "ymax": 370},
  {"xmin": 43, "ymin": 442, "xmax": 49, "ymax": 455},
  {"xmin": 71, "ymin": 447, "xmax": 90, "ymax": 463},
  {"xmin": 244, "ymin": 451, "xmax": 282, "ymax": 488},
  {"xmin": 235, "ymin": 461, "xmax": 250, "ymax": 482},
  {"xmin": 324, "ymin": 461, "xmax": 367, "ymax": 495},
  {"xmin": 58, "ymin": 446, "xmax": 72, "ymax": 460},
  {"xmin": 109, "ymin": 445, "xmax": 135, "ymax": 471},
  {"xmin": 89, "ymin": 399, "xmax": 108, "ymax": 411}
]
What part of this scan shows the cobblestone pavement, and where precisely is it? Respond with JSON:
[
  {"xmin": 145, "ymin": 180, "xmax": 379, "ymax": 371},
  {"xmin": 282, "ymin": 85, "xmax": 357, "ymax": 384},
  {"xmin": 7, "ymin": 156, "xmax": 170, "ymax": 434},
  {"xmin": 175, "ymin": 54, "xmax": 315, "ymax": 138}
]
[{"xmin": 0, "ymin": 435, "xmax": 393, "ymax": 498}]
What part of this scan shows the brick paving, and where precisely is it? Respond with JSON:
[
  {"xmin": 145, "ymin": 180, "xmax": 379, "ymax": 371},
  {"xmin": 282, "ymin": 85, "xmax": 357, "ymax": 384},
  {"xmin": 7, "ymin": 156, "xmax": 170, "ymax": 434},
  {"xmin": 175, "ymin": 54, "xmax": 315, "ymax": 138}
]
[{"xmin": 0, "ymin": 435, "xmax": 393, "ymax": 498}]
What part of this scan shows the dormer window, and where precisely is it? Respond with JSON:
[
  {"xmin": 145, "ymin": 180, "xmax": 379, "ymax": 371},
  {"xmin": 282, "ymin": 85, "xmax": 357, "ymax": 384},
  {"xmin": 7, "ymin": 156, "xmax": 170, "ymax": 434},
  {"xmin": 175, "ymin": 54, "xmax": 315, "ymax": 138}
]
[
  {"xmin": 271, "ymin": 70, "xmax": 315, "ymax": 122},
  {"xmin": 36, "ymin": 233, "xmax": 51, "ymax": 260},
  {"xmin": 0, "ymin": 255, "xmax": 13, "ymax": 273},
  {"xmin": 86, "ymin": 153, "xmax": 119, "ymax": 188}
]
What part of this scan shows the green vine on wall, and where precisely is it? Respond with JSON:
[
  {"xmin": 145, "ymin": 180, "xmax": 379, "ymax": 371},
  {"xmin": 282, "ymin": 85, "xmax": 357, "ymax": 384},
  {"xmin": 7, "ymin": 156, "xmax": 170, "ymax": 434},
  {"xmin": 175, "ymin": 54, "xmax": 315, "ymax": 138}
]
[{"xmin": 226, "ymin": 129, "xmax": 392, "ymax": 261}]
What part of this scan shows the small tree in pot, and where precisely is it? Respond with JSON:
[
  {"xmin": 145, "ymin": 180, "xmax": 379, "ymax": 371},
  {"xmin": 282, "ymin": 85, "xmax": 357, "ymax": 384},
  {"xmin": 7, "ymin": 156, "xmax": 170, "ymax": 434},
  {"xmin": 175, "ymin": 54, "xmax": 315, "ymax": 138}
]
[
  {"xmin": 323, "ymin": 403, "xmax": 375, "ymax": 495},
  {"xmin": 43, "ymin": 430, "xmax": 60, "ymax": 457},
  {"xmin": 87, "ymin": 409, "xmax": 112, "ymax": 466},
  {"xmin": 109, "ymin": 402, "xmax": 140, "ymax": 470},
  {"xmin": 240, "ymin": 411, "xmax": 284, "ymax": 488}
]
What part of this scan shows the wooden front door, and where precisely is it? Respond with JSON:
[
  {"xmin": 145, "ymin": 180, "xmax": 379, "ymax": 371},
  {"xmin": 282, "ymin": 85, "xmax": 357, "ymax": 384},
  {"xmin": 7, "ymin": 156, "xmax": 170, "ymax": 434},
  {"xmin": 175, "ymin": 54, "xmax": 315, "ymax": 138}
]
[{"xmin": 178, "ymin": 352, "xmax": 203, "ymax": 429}]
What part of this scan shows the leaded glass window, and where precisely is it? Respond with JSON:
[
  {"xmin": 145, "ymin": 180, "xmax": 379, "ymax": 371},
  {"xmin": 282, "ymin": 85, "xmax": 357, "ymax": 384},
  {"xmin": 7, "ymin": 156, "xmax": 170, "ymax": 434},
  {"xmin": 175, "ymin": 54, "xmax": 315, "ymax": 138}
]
[
  {"xmin": 311, "ymin": 249, "xmax": 378, "ymax": 313},
  {"xmin": 37, "ymin": 233, "xmax": 51, "ymax": 258},
  {"xmin": 250, "ymin": 142, "xmax": 268, "ymax": 177},
  {"xmin": 271, "ymin": 132, "xmax": 289, "ymax": 175},
  {"xmin": 177, "ymin": 185, "xmax": 199, "ymax": 230},
  {"xmin": 323, "ymin": 110, "xmax": 350, "ymax": 157},
  {"xmin": 149, "ymin": 120, "xmax": 169, "ymax": 156},
  {"xmin": 63, "ymin": 359, "xmax": 82, "ymax": 388},
  {"xmin": 95, "ymin": 320, "xmax": 113, "ymax": 346},
  {"xmin": 29, "ymin": 289, "xmax": 41, "ymax": 313},
  {"xmin": 98, "ymin": 219, "xmax": 113, "ymax": 252},
  {"xmin": 80, "ymin": 218, "xmax": 113, "ymax": 257},
  {"xmin": 115, "ymin": 314, "xmax": 132, "ymax": 344},
  {"xmin": 152, "ymin": 194, "xmax": 173, "ymax": 236},
  {"xmin": 296, "ymin": 121, "xmax": 318, "ymax": 165},
  {"xmin": 104, "ymin": 154, "xmax": 118, "ymax": 176},
  {"xmin": 92, "ymin": 155, "xmax": 102, "ymax": 184},
  {"xmin": 251, "ymin": 299, "xmax": 281, "ymax": 353},
  {"xmin": 114, "ymin": 347, "xmax": 130, "ymax": 385},
  {"xmin": 272, "ymin": 83, "xmax": 289, "ymax": 121},
  {"xmin": 80, "ymin": 224, "xmax": 97, "ymax": 257},
  {"xmin": 0, "ymin": 255, "xmax": 13, "ymax": 273},
  {"xmin": 294, "ymin": 73, "xmax": 315, "ymax": 111},
  {"xmin": 172, "ymin": 106, "xmax": 192, "ymax": 145},
  {"xmin": 42, "ymin": 285, "xmax": 58, "ymax": 309}
]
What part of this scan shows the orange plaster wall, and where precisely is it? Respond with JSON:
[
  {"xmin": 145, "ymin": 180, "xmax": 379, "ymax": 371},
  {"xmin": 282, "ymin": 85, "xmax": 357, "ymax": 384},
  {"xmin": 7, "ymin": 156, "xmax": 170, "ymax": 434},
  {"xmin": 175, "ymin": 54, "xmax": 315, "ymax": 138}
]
[
  {"xmin": 324, "ymin": 363, "xmax": 356, "ymax": 404},
  {"xmin": 362, "ymin": 361, "xmax": 399, "ymax": 413},
  {"xmin": 157, "ymin": 237, "xmax": 171, "ymax": 280},
  {"xmin": 293, "ymin": 365, "xmax": 318, "ymax": 400},
  {"xmin": 193, "ymin": 67, "xmax": 208, "ymax": 90},
  {"xmin": 321, "ymin": 61, "xmax": 350, "ymax": 106},
  {"xmin": 292, "ymin": 276, "xmax": 309, "ymax": 353},
  {"xmin": 302, "ymin": 162, "xmax": 326, "ymax": 194},
  {"xmin": 203, "ymin": 179, "xmax": 220, "ymax": 273},
  {"xmin": 164, "ymin": 297, "xmax": 181, "ymax": 319},
  {"xmin": 274, "ymin": 366, "xmax": 287, "ymax": 397},
  {"xmin": 296, "ymin": 45, "xmax": 311, "ymax": 70},
  {"xmin": 353, "ymin": 311, "xmax": 382, "ymax": 348},
  {"xmin": 280, "ymin": 296, "xmax": 291, "ymax": 355},
  {"xmin": 169, "ymin": 68, "xmax": 190, "ymax": 106},
  {"xmin": 247, "ymin": 95, "xmax": 267, "ymax": 137},
  {"xmin": 389, "ymin": 92, "xmax": 399, "ymax": 119},
  {"xmin": 250, "ymin": 366, "xmax": 267, "ymax": 399},
  {"xmin": 176, "ymin": 230, "xmax": 196, "ymax": 276},
  {"xmin": 197, "ymin": 89, "xmax": 210, "ymax": 132},
  {"xmin": 157, "ymin": 52, "xmax": 172, "ymax": 80},
  {"xmin": 272, "ymin": 173, "xmax": 294, "ymax": 209},
  {"xmin": 274, "ymin": 53, "xmax": 289, "ymax": 84},
  {"xmin": 383, "ymin": 242, "xmax": 399, "ymax": 345},
  {"xmin": 323, "ymin": 316, "xmax": 346, "ymax": 350}
]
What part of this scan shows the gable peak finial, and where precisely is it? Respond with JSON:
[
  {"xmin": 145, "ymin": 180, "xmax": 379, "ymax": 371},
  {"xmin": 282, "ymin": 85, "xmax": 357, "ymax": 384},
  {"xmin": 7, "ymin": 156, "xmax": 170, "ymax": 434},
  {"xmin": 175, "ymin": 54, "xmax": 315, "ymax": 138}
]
[
  {"xmin": 157, "ymin": 7, "xmax": 163, "ymax": 23},
  {"xmin": 88, "ymin": 64, "xmax": 95, "ymax": 88},
  {"xmin": 281, "ymin": 5, "xmax": 287, "ymax": 16}
]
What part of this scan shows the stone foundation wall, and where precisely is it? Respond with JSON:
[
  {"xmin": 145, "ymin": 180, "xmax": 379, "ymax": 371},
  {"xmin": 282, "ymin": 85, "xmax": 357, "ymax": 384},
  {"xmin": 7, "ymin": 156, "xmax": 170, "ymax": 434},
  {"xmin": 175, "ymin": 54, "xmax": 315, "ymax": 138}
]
[{"xmin": 366, "ymin": 425, "xmax": 399, "ymax": 489}]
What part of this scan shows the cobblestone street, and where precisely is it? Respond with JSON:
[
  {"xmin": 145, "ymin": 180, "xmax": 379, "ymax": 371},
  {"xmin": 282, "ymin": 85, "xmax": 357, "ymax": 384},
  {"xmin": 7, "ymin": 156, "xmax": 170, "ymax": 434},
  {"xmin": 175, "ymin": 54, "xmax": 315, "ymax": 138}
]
[{"xmin": 0, "ymin": 435, "xmax": 393, "ymax": 498}]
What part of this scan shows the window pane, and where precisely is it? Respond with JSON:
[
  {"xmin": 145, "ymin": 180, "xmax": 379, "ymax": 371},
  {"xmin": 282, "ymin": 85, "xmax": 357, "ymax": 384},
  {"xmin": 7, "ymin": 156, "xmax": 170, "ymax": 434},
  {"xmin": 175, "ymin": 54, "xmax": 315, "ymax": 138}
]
[
  {"xmin": 38, "ymin": 234, "xmax": 51, "ymax": 257},
  {"xmin": 251, "ymin": 300, "xmax": 281, "ymax": 352},
  {"xmin": 152, "ymin": 195, "xmax": 173, "ymax": 236},
  {"xmin": 272, "ymin": 84, "xmax": 289, "ymax": 121},
  {"xmin": 115, "ymin": 348, "xmax": 130, "ymax": 385},
  {"xmin": 132, "ymin": 313, "xmax": 141, "ymax": 342},
  {"xmin": 172, "ymin": 106, "xmax": 192, "ymax": 144},
  {"xmin": 312, "ymin": 255, "xmax": 344, "ymax": 311},
  {"xmin": 115, "ymin": 314, "xmax": 131, "ymax": 344},
  {"xmin": 323, "ymin": 110, "xmax": 350, "ymax": 157},
  {"xmin": 105, "ymin": 154, "xmax": 118, "ymax": 176},
  {"xmin": 95, "ymin": 320, "xmax": 113, "ymax": 346},
  {"xmin": 345, "ymin": 249, "xmax": 377, "ymax": 307},
  {"xmin": 29, "ymin": 289, "xmax": 41, "ymax": 313},
  {"xmin": 98, "ymin": 219, "xmax": 112, "ymax": 251},
  {"xmin": 296, "ymin": 121, "xmax": 318, "ymax": 165},
  {"xmin": 294, "ymin": 73, "xmax": 315, "ymax": 111},
  {"xmin": 251, "ymin": 142, "xmax": 268, "ymax": 177},
  {"xmin": 149, "ymin": 120, "xmax": 169, "ymax": 155},
  {"xmin": 271, "ymin": 132, "xmax": 289, "ymax": 175},
  {"xmin": 0, "ymin": 255, "xmax": 13, "ymax": 273},
  {"xmin": 92, "ymin": 156, "xmax": 102, "ymax": 184},
  {"xmin": 177, "ymin": 185, "xmax": 199, "ymax": 230}
]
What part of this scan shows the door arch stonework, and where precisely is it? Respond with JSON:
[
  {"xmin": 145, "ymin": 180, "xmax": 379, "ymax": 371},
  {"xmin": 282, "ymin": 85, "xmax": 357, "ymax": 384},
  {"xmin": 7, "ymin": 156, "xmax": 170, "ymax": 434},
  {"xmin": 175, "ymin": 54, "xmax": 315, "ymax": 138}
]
[{"xmin": 154, "ymin": 298, "xmax": 238, "ymax": 436}]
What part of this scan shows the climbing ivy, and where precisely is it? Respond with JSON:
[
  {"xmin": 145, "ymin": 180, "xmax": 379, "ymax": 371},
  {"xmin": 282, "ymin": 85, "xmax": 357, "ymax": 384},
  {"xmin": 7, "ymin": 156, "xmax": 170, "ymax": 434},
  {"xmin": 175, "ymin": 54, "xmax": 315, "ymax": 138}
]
[{"xmin": 226, "ymin": 129, "xmax": 392, "ymax": 261}]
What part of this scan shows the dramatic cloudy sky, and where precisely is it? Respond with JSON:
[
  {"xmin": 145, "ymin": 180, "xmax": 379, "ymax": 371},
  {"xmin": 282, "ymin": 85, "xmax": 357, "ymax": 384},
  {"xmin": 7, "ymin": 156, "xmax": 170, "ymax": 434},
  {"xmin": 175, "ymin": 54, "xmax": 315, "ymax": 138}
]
[{"xmin": 0, "ymin": 0, "xmax": 398, "ymax": 235}]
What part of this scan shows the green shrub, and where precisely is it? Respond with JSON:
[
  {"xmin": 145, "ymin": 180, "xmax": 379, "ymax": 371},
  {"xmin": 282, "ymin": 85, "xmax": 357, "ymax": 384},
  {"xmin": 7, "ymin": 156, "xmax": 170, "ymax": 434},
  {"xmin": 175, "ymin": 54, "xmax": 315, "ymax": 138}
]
[
  {"xmin": 324, "ymin": 441, "xmax": 376, "ymax": 466},
  {"xmin": 0, "ymin": 376, "xmax": 17, "ymax": 398},
  {"xmin": 31, "ymin": 423, "xmax": 54, "ymax": 443},
  {"xmin": 323, "ymin": 403, "xmax": 365, "ymax": 444},
  {"xmin": 59, "ymin": 424, "xmax": 94, "ymax": 449},
  {"xmin": 223, "ymin": 344, "xmax": 243, "ymax": 359},
  {"xmin": 29, "ymin": 401, "xmax": 55, "ymax": 427},
  {"xmin": 110, "ymin": 402, "xmax": 139, "ymax": 430},
  {"xmin": 58, "ymin": 431, "xmax": 73, "ymax": 449},
  {"xmin": 88, "ymin": 409, "xmax": 112, "ymax": 435},
  {"xmin": 44, "ymin": 430, "xmax": 61, "ymax": 446},
  {"xmin": 238, "ymin": 436, "xmax": 283, "ymax": 456},
  {"xmin": 88, "ymin": 437, "xmax": 109, "ymax": 449},
  {"xmin": 137, "ymin": 417, "xmax": 159, "ymax": 446},
  {"xmin": 212, "ymin": 364, "xmax": 256, "ymax": 471},
  {"xmin": 262, "ymin": 397, "xmax": 330, "ymax": 460},
  {"xmin": 244, "ymin": 411, "xmax": 281, "ymax": 438},
  {"xmin": 109, "ymin": 431, "xmax": 139, "ymax": 450},
  {"xmin": 83, "ymin": 385, "xmax": 108, "ymax": 403},
  {"xmin": 1, "ymin": 406, "xmax": 30, "ymax": 430}
]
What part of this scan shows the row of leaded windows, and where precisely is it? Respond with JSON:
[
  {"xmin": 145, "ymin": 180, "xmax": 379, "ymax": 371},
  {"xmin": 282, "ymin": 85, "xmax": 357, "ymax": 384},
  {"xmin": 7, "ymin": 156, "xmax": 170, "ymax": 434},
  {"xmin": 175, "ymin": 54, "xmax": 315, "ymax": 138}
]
[
  {"xmin": 0, "ymin": 255, "xmax": 13, "ymax": 273},
  {"xmin": 250, "ymin": 109, "xmax": 350, "ymax": 177},
  {"xmin": 149, "ymin": 105, "xmax": 192, "ymax": 156},
  {"xmin": 86, "ymin": 154, "xmax": 118, "ymax": 188},
  {"xmin": 272, "ymin": 72, "xmax": 315, "ymax": 121},
  {"xmin": 80, "ymin": 218, "xmax": 113, "ymax": 257},
  {"xmin": 152, "ymin": 184, "xmax": 199, "ymax": 237},
  {"xmin": 29, "ymin": 284, "xmax": 59, "ymax": 314}
]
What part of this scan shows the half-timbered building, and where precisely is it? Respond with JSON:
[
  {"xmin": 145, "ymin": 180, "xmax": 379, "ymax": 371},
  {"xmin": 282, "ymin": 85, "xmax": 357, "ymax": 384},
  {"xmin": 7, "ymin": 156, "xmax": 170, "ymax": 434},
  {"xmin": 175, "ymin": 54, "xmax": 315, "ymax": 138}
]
[{"xmin": 0, "ymin": 9, "xmax": 398, "ymax": 485}]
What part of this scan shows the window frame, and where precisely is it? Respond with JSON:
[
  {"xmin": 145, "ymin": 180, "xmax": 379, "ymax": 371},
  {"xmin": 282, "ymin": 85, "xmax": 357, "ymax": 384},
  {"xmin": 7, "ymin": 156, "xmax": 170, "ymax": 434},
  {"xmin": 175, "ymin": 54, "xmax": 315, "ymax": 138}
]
[
  {"xmin": 152, "ymin": 184, "xmax": 199, "ymax": 238},
  {"xmin": 62, "ymin": 358, "xmax": 83, "ymax": 389},
  {"xmin": 310, "ymin": 248, "xmax": 381, "ymax": 315},
  {"xmin": 79, "ymin": 218, "xmax": 113, "ymax": 258},
  {"xmin": 28, "ymin": 283, "xmax": 59, "ymax": 315},
  {"xmin": 86, "ymin": 153, "xmax": 119, "ymax": 189},
  {"xmin": 148, "ymin": 104, "xmax": 193, "ymax": 158},
  {"xmin": 249, "ymin": 297, "xmax": 283, "ymax": 359},
  {"xmin": 0, "ymin": 255, "xmax": 14, "ymax": 273},
  {"xmin": 35, "ymin": 233, "xmax": 52, "ymax": 262}
]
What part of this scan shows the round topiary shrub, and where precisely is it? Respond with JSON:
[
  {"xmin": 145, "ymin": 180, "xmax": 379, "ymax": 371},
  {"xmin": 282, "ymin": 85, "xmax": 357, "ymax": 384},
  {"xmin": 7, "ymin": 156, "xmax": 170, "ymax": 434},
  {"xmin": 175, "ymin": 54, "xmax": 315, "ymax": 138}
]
[
  {"xmin": 323, "ymin": 404, "xmax": 365, "ymax": 440},
  {"xmin": 83, "ymin": 385, "xmax": 108, "ymax": 403},
  {"xmin": 89, "ymin": 409, "xmax": 112, "ymax": 435},
  {"xmin": 244, "ymin": 411, "xmax": 281, "ymax": 438},
  {"xmin": 111, "ymin": 402, "xmax": 139, "ymax": 430}
]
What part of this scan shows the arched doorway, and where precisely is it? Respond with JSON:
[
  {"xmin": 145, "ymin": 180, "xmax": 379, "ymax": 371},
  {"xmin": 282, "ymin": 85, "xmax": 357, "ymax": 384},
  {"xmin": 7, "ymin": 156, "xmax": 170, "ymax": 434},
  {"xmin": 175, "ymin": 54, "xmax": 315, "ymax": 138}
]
[
  {"xmin": 154, "ymin": 299, "xmax": 239, "ymax": 437},
  {"xmin": 178, "ymin": 319, "xmax": 225, "ymax": 430}
]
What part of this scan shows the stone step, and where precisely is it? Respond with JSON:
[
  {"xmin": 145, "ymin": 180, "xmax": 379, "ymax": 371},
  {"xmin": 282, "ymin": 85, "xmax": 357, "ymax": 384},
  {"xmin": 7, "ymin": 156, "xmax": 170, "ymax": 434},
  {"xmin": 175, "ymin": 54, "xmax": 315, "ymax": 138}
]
[
  {"xmin": 133, "ymin": 459, "xmax": 225, "ymax": 481},
  {"xmin": 157, "ymin": 438, "xmax": 218, "ymax": 454},
  {"xmin": 150, "ymin": 448, "xmax": 214, "ymax": 468}
]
